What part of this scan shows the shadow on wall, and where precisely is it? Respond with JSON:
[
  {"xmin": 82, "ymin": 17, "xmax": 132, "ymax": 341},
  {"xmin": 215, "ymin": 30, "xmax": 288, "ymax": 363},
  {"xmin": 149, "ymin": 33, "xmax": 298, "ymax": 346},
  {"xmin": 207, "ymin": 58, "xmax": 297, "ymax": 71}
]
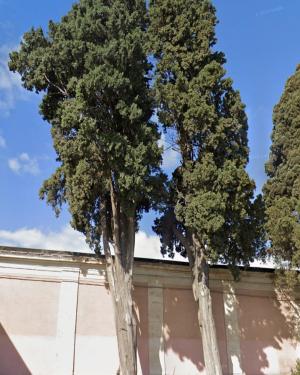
[
  {"xmin": 0, "ymin": 323, "xmax": 31, "ymax": 375},
  {"xmin": 163, "ymin": 288, "xmax": 204, "ymax": 373},
  {"xmin": 100, "ymin": 264, "xmax": 299, "ymax": 375},
  {"xmin": 161, "ymin": 284, "xmax": 299, "ymax": 375},
  {"xmin": 162, "ymin": 288, "xmax": 229, "ymax": 375},
  {"xmin": 234, "ymin": 288, "xmax": 299, "ymax": 375},
  {"xmin": 133, "ymin": 287, "xmax": 151, "ymax": 375}
]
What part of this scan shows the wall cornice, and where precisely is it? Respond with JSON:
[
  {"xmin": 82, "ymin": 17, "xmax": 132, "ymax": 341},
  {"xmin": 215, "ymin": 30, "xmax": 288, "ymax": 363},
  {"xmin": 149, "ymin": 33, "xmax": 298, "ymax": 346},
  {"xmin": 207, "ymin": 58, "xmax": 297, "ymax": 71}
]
[{"xmin": 1, "ymin": 245, "xmax": 299, "ymax": 298}]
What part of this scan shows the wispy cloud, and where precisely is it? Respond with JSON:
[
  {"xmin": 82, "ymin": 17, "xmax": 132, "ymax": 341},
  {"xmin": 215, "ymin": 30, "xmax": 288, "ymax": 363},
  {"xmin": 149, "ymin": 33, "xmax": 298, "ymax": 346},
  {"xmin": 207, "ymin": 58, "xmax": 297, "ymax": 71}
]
[
  {"xmin": 0, "ymin": 44, "xmax": 31, "ymax": 116},
  {"xmin": 0, "ymin": 135, "xmax": 6, "ymax": 148},
  {"xmin": 8, "ymin": 152, "xmax": 40, "ymax": 175},
  {"xmin": 256, "ymin": 6, "xmax": 284, "ymax": 17}
]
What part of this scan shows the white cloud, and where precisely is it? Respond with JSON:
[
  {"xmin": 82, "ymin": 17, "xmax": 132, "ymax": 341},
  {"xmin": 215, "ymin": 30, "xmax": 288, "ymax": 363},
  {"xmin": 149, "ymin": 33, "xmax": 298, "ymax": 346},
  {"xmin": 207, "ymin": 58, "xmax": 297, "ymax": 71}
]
[
  {"xmin": 0, "ymin": 225, "xmax": 91, "ymax": 253},
  {"xmin": 0, "ymin": 224, "xmax": 275, "ymax": 268},
  {"xmin": 0, "ymin": 44, "xmax": 29, "ymax": 116},
  {"xmin": 8, "ymin": 152, "xmax": 40, "ymax": 175},
  {"xmin": 135, "ymin": 231, "xmax": 162, "ymax": 259},
  {"xmin": 8, "ymin": 158, "xmax": 20, "ymax": 173},
  {"xmin": 0, "ymin": 135, "xmax": 6, "ymax": 148},
  {"xmin": 0, "ymin": 225, "xmax": 186, "ymax": 261},
  {"xmin": 19, "ymin": 152, "xmax": 30, "ymax": 161},
  {"xmin": 135, "ymin": 231, "xmax": 186, "ymax": 261},
  {"xmin": 158, "ymin": 133, "xmax": 180, "ymax": 170}
]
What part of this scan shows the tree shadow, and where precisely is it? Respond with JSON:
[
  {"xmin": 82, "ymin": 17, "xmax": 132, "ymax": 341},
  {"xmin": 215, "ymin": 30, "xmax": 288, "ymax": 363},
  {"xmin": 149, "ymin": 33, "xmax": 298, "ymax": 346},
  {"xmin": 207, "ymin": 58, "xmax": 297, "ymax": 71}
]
[
  {"xmin": 96, "ymin": 260, "xmax": 299, "ymax": 374},
  {"xmin": 233, "ymin": 286, "xmax": 300, "ymax": 375},
  {"xmin": 0, "ymin": 323, "xmax": 31, "ymax": 375},
  {"xmin": 133, "ymin": 286, "xmax": 151, "ymax": 375},
  {"xmin": 162, "ymin": 287, "xmax": 229, "ymax": 375},
  {"xmin": 161, "ymin": 281, "xmax": 300, "ymax": 375}
]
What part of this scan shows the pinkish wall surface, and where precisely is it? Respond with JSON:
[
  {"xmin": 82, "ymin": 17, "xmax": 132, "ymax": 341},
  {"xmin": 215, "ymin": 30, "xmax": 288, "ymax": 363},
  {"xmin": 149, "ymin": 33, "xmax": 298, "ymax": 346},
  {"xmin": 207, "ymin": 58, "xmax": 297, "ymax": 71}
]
[
  {"xmin": 0, "ymin": 278, "xmax": 60, "ymax": 375},
  {"xmin": 134, "ymin": 287, "xmax": 150, "ymax": 375},
  {"xmin": 74, "ymin": 283, "xmax": 118, "ymax": 375},
  {"xmin": 0, "ymin": 248, "xmax": 299, "ymax": 375},
  {"xmin": 238, "ymin": 292, "xmax": 300, "ymax": 375},
  {"xmin": 162, "ymin": 289, "xmax": 229, "ymax": 375},
  {"xmin": 163, "ymin": 287, "xmax": 204, "ymax": 374},
  {"xmin": 212, "ymin": 291, "xmax": 230, "ymax": 375}
]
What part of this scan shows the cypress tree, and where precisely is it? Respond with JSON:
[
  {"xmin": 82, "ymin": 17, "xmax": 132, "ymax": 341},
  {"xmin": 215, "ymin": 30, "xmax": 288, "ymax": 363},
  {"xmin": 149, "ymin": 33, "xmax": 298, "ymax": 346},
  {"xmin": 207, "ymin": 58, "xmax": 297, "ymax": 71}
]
[
  {"xmin": 149, "ymin": 0, "xmax": 264, "ymax": 373},
  {"xmin": 9, "ymin": 1, "xmax": 164, "ymax": 373},
  {"xmin": 264, "ymin": 65, "xmax": 300, "ymax": 279}
]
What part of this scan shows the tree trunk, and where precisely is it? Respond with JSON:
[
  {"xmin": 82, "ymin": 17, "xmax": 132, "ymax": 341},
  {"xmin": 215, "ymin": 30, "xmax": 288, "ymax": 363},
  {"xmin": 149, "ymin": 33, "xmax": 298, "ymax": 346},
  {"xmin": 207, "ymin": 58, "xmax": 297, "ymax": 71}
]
[
  {"xmin": 192, "ymin": 251, "xmax": 223, "ymax": 375},
  {"xmin": 107, "ymin": 263, "xmax": 137, "ymax": 375},
  {"xmin": 172, "ymin": 226, "xmax": 223, "ymax": 374},
  {"xmin": 101, "ymin": 198, "xmax": 137, "ymax": 375}
]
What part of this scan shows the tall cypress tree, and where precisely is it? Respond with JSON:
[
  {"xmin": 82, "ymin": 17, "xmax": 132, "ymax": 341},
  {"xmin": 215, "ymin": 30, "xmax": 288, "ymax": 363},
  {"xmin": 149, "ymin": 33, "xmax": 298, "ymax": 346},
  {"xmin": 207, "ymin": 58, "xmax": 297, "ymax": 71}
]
[
  {"xmin": 9, "ymin": 1, "xmax": 164, "ymax": 373},
  {"xmin": 264, "ymin": 65, "xmax": 300, "ymax": 278},
  {"xmin": 149, "ymin": 1, "xmax": 264, "ymax": 373}
]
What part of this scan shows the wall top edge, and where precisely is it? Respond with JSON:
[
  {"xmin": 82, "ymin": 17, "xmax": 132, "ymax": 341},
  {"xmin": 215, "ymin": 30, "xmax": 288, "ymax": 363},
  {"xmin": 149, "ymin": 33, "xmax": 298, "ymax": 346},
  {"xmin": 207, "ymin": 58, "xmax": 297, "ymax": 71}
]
[
  {"xmin": 0, "ymin": 245, "xmax": 276, "ymax": 275},
  {"xmin": 0, "ymin": 245, "xmax": 102, "ymax": 264}
]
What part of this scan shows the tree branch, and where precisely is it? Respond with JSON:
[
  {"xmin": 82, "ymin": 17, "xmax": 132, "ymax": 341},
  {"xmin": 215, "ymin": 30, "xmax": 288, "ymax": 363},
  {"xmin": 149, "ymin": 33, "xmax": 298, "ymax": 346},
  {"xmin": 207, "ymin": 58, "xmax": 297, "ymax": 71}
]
[
  {"xmin": 44, "ymin": 74, "xmax": 69, "ymax": 97},
  {"xmin": 172, "ymin": 224, "xmax": 195, "ymax": 267},
  {"xmin": 109, "ymin": 176, "xmax": 122, "ymax": 261},
  {"xmin": 100, "ymin": 199, "xmax": 112, "ymax": 265}
]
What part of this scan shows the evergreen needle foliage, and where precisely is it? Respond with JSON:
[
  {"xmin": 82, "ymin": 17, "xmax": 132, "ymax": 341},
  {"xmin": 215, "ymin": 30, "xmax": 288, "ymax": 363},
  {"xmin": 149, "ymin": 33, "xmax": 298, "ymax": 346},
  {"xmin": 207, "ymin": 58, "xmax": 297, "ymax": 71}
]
[
  {"xmin": 264, "ymin": 65, "xmax": 300, "ymax": 276},
  {"xmin": 149, "ymin": 1, "xmax": 265, "ymax": 371},
  {"xmin": 149, "ymin": 0, "xmax": 265, "ymax": 270},
  {"xmin": 9, "ymin": 0, "xmax": 164, "ymax": 252},
  {"xmin": 9, "ymin": 2, "xmax": 165, "ymax": 372}
]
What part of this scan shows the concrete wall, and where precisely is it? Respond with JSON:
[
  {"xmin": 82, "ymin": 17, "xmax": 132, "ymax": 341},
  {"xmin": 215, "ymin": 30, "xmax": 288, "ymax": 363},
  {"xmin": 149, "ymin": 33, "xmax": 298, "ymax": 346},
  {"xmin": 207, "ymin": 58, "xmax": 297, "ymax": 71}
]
[{"xmin": 0, "ymin": 246, "xmax": 299, "ymax": 375}]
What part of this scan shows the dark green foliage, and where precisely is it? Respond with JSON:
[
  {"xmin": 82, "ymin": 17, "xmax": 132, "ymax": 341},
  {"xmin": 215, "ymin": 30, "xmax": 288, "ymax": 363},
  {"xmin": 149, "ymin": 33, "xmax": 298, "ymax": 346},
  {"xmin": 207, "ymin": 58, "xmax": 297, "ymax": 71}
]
[
  {"xmin": 150, "ymin": 0, "xmax": 265, "ymax": 268},
  {"xmin": 264, "ymin": 65, "xmax": 300, "ymax": 272},
  {"xmin": 9, "ymin": 0, "xmax": 164, "ymax": 252}
]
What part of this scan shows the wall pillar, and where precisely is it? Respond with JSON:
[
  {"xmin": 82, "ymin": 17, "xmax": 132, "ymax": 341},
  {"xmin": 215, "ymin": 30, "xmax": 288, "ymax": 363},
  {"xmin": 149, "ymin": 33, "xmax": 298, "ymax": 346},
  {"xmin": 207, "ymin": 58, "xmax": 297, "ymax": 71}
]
[
  {"xmin": 148, "ymin": 284, "xmax": 166, "ymax": 375},
  {"xmin": 223, "ymin": 282, "xmax": 244, "ymax": 375},
  {"xmin": 55, "ymin": 267, "xmax": 80, "ymax": 375}
]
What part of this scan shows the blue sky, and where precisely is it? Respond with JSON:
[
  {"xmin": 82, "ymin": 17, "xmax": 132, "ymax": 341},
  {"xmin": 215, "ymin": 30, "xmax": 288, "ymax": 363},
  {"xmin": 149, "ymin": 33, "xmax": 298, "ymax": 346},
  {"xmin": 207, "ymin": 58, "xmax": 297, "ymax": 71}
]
[{"xmin": 0, "ymin": 0, "xmax": 299, "ymax": 254}]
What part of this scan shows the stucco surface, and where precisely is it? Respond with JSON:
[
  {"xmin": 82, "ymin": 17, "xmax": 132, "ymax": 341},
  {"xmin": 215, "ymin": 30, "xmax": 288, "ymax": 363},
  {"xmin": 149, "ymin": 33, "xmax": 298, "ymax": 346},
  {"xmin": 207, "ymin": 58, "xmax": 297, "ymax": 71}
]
[
  {"xmin": 0, "ymin": 278, "xmax": 60, "ymax": 375},
  {"xmin": 75, "ymin": 283, "xmax": 118, "ymax": 375},
  {"xmin": 134, "ymin": 286, "xmax": 150, "ymax": 375},
  {"xmin": 238, "ymin": 293, "xmax": 300, "ymax": 375},
  {"xmin": 0, "ymin": 247, "xmax": 299, "ymax": 375}
]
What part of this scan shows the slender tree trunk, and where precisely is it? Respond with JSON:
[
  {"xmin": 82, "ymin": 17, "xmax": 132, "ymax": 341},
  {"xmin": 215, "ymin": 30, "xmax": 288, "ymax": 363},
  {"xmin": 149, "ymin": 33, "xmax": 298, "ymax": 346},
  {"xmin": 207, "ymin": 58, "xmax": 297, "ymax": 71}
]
[
  {"xmin": 172, "ymin": 227, "xmax": 223, "ymax": 374},
  {"xmin": 101, "ymin": 198, "xmax": 137, "ymax": 375},
  {"xmin": 192, "ymin": 249, "xmax": 223, "ymax": 375},
  {"xmin": 108, "ymin": 262, "xmax": 137, "ymax": 375}
]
